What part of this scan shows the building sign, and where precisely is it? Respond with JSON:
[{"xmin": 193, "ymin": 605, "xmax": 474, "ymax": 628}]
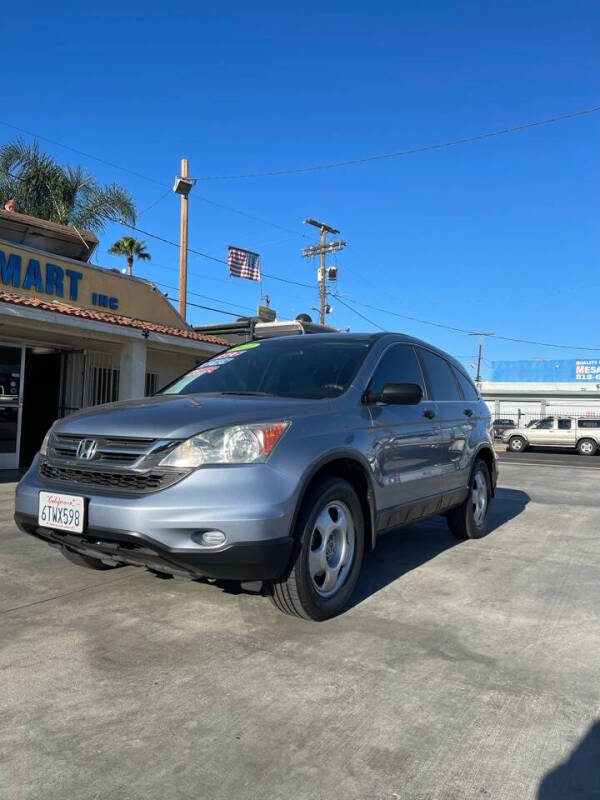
[
  {"xmin": 575, "ymin": 360, "xmax": 600, "ymax": 381},
  {"xmin": 491, "ymin": 359, "xmax": 600, "ymax": 383},
  {"xmin": 1, "ymin": 249, "xmax": 85, "ymax": 301},
  {"xmin": 0, "ymin": 242, "xmax": 186, "ymax": 329}
]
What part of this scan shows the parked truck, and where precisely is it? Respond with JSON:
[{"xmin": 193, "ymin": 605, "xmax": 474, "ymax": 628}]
[{"xmin": 502, "ymin": 416, "xmax": 600, "ymax": 455}]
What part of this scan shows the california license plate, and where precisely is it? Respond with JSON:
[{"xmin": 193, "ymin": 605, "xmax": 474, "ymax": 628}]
[{"xmin": 38, "ymin": 491, "xmax": 85, "ymax": 533}]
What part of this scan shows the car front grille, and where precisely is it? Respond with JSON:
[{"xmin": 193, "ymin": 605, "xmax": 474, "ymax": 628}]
[
  {"xmin": 39, "ymin": 459, "xmax": 187, "ymax": 493},
  {"xmin": 50, "ymin": 434, "xmax": 157, "ymax": 466}
]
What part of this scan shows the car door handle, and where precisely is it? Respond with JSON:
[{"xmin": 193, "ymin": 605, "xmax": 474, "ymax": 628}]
[
  {"xmin": 423, "ymin": 408, "xmax": 436, "ymax": 419},
  {"xmin": 464, "ymin": 409, "xmax": 473, "ymax": 417}
]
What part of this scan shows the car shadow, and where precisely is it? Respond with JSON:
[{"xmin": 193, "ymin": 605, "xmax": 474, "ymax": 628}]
[
  {"xmin": 537, "ymin": 720, "xmax": 600, "ymax": 798},
  {"xmin": 347, "ymin": 487, "xmax": 530, "ymax": 610}
]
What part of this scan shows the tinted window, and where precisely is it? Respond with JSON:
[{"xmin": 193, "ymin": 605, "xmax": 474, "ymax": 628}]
[
  {"xmin": 368, "ymin": 344, "xmax": 424, "ymax": 398},
  {"xmin": 578, "ymin": 419, "xmax": 600, "ymax": 428},
  {"xmin": 417, "ymin": 348, "xmax": 461, "ymax": 401},
  {"xmin": 162, "ymin": 338, "xmax": 371, "ymax": 399},
  {"xmin": 536, "ymin": 418, "xmax": 554, "ymax": 430},
  {"xmin": 558, "ymin": 419, "xmax": 572, "ymax": 430},
  {"xmin": 452, "ymin": 366, "xmax": 479, "ymax": 400}
]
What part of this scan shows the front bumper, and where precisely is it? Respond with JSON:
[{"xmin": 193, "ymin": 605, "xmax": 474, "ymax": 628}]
[
  {"xmin": 15, "ymin": 512, "xmax": 293, "ymax": 580},
  {"xmin": 15, "ymin": 455, "xmax": 299, "ymax": 581}
]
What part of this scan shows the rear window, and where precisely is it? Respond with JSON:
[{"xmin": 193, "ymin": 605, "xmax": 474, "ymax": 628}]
[
  {"xmin": 452, "ymin": 366, "xmax": 479, "ymax": 401},
  {"xmin": 416, "ymin": 348, "xmax": 461, "ymax": 401},
  {"xmin": 578, "ymin": 419, "xmax": 600, "ymax": 428}
]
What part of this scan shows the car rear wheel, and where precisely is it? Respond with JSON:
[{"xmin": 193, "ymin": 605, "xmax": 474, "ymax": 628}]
[
  {"xmin": 62, "ymin": 546, "xmax": 121, "ymax": 571},
  {"xmin": 508, "ymin": 435, "xmax": 527, "ymax": 453},
  {"xmin": 446, "ymin": 459, "xmax": 491, "ymax": 540},
  {"xmin": 269, "ymin": 477, "xmax": 364, "ymax": 621},
  {"xmin": 577, "ymin": 438, "xmax": 598, "ymax": 456}
]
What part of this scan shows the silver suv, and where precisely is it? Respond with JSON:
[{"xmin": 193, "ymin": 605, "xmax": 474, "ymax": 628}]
[
  {"xmin": 503, "ymin": 416, "xmax": 600, "ymax": 456},
  {"xmin": 15, "ymin": 333, "xmax": 497, "ymax": 620}
]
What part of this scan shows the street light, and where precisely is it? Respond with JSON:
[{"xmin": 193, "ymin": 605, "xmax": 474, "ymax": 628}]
[{"xmin": 174, "ymin": 159, "xmax": 195, "ymax": 320}]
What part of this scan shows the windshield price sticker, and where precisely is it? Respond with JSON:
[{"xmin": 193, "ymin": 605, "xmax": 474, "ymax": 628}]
[
  {"xmin": 38, "ymin": 491, "xmax": 85, "ymax": 533},
  {"xmin": 190, "ymin": 349, "xmax": 253, "ymax": 375}
]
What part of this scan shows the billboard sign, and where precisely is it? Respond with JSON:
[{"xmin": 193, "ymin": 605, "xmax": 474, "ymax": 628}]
[
  {"xmin": 491, "ymin": 359, "xmax": 600, "ymax": 383},
  {"xmin": 575, "ymin": 360, "xmax": 600, "ymax": 382}
]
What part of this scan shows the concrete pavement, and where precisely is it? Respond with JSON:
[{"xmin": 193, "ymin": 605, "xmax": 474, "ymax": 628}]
[{"xmin": 1, "ymin": 463, "xmax": 599, "ymax": 800}]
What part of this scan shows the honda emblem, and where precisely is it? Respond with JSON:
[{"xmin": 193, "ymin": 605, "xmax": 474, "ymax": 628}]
[{"xmin": 76, "ymin": 439, "xmax": 98, "ymax": 460}]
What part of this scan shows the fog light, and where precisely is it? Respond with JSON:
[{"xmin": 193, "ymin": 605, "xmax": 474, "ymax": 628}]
[{"xmin": 196, "ymin": 530, "xmax": 226, "ymax": 547}]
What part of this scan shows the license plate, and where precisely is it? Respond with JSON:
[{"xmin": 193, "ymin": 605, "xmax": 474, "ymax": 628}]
[{"xmin": 38, "ymin": 491, "xmax": 85, "ymax": 533}]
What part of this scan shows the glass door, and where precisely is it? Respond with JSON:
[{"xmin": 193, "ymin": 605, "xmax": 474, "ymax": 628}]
[{"xmin": 0, "ymin": 346, "xmax": 24, "ymax": 469}]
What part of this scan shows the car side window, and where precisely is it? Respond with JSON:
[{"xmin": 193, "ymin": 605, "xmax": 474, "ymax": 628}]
[
  {"xmin": 537, "ymin": 418, "xmax": 554, "ymax": 430},
  {"xmin": 416, "ymin": 348, "xmax": 461, "ymax": 401},
  {"xmin": 368, "ymin": 344, "xmax": 424, "ymax": 398},
  {"xmin": 578, "ymin": 419, "xmax": 600, "ymax": 428},
  {"xmin": 452, "ymin": 366, "xmax": 479, "ymax": 400},
  {"xmin": 558, "ymin": 419, "xmax": 572, "ymax": 430}
]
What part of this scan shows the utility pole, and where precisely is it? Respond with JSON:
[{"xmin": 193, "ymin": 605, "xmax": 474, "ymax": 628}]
[
  {"xmin": 301, "ymin": 218, "xmax": 346, "ymax": 325},
  {"xmin": 173, "ymin": 159, "xmax": 195, "ymax": 320},
  {"xmin": 468, "ymin": 332, "xmax": 495, "ymax": 384}
]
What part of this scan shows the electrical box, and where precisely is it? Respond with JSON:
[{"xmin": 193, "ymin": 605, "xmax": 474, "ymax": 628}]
[{"xmin": 327, "ymin": 266, "xmax": 337, "ymax": 281}]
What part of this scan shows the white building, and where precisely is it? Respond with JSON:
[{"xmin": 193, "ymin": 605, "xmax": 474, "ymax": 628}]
[{"xmin": 480, "ymin": 358, "xmax": 600, "ymax": 424}]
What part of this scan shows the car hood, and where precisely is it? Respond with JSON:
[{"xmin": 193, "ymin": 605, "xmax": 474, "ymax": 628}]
[{"xmin": 53, "ymin": 394, "xmax": 329, "ymax": 440}]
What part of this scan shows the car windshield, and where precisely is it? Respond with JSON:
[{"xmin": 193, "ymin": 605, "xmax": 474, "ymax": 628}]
[{"xmin": 162, "ymin": 338, "xmax": 372, "ymax": 399}]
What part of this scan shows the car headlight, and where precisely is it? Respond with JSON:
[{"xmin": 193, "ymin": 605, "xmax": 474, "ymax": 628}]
[
  {"xmin": 159, "ymin": 422, "xmax": 290, "ymax": 468},
  {"xmin": 40, "ymin": 424, "xmax": 56, "ymax": 456}
]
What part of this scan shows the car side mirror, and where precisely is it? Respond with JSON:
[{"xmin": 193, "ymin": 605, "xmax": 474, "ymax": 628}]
[{"xmin": 366, "ymin": 382, "xmax": 423, "ymax": 405}]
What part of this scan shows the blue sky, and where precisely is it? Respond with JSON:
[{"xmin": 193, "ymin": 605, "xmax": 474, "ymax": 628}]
[{"xmin": 2, "ymin": 0, "xmax": 599, "ymax": 377}]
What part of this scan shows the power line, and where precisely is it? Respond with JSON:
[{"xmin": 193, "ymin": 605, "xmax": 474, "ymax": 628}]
[
  {"xmin": 7, "ymin": 167, "xmax": 600, "ymax": 351},
  {"xmin": 2, "ymin": 167, "xmax": 318, "ymax": 294},
  {"xmin": 150, "ymin": 280, "xmax": 254, "ymax": 313},
  {"xmin": 107, "ymin": 216, "xmax": 318, "ymax": 290},
  {"xmin": 171, "ymin": 297, "xmax": 243, "ymax": 318},
  {"xmin": 333, "ymin": 295, "xmax": 385, "ymax": 331},
  {"xmin": 194, "ymin": 105, "xmax": 600, "ymax": 180},
  {"xmin": 138, "ymin": 189, "xmax": 172, "ymax": 217},
  {"xmin": 331, "ymin": 292, "xmax": 600, "ymax": 352},
  {"xmin": 0, "ymin": 119, "xmax": 310, "ymax": 239},
  {"xmin": 331, "ymin": 290, "xmax": 474, "ymax": 334}
]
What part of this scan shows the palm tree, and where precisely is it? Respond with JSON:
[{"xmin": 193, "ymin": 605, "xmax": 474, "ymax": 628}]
[
  {"xmin": 108, "ymin": 236, "xmax": 151, "ymax": 276},
  {"xmin": 0, "ymin": 139, "xmax": 137, "ymax": 233}
]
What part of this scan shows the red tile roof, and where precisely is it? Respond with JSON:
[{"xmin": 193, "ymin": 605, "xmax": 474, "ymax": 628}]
[{"xmin": 0, "ymin": 290, "xmax": 229, "ymax": 346}]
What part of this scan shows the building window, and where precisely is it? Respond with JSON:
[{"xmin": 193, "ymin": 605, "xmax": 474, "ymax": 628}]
[
  {"xmin": 90, "ymin": 367, "xmax": 120, "ymax": 406},
  {"xmin": 145, "ymin": 372, "xmax": 159, "ymax": 396}
]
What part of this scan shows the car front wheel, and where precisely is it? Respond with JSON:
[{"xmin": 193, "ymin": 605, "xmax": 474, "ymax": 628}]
[
  {"xmin": 508, "ymin": 435, "xmax": 527, "ymax": 453},
  {"xmin": 270, "ymin": 477, "xmax": 364, "ymax": 621}
]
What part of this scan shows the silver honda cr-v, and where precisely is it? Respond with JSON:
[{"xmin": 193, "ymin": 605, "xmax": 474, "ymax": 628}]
[{"xmin": 15, "ymin": 333, "xmax": 497, "ymax": 620}]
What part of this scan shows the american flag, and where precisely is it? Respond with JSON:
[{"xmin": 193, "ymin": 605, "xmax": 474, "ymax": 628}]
[{"xmin": 228, "ymin": 246, "xmax": 261, "ymax": 282}]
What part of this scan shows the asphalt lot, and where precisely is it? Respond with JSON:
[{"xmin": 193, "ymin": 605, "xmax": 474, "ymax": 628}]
[
  {"xmin": 2, "ymin": 462, "xmax": 600, "ymax": 800},
  {"xmin": 498, "ymin": 447, "xmax": 600, "ymax": 470}
]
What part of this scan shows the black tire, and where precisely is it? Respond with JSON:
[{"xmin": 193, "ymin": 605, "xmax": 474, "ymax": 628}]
[
  {"xmin": 508, "ymin": 435, "xmax": 527, "ymax": 453},
  {"xmin": 577, "ymin": 438, "xmax": 598, "ymax": 456},
  {"xmin": 62, "ymin": 546, "xmax": 120, "ymax": 571},
  {"xmin": 446, "ymin": 459, "xmax": 492, "ymax": 540},
  {"xmin": 270, "ymin": 477, "xmax": 364, "ymax": 621}
]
